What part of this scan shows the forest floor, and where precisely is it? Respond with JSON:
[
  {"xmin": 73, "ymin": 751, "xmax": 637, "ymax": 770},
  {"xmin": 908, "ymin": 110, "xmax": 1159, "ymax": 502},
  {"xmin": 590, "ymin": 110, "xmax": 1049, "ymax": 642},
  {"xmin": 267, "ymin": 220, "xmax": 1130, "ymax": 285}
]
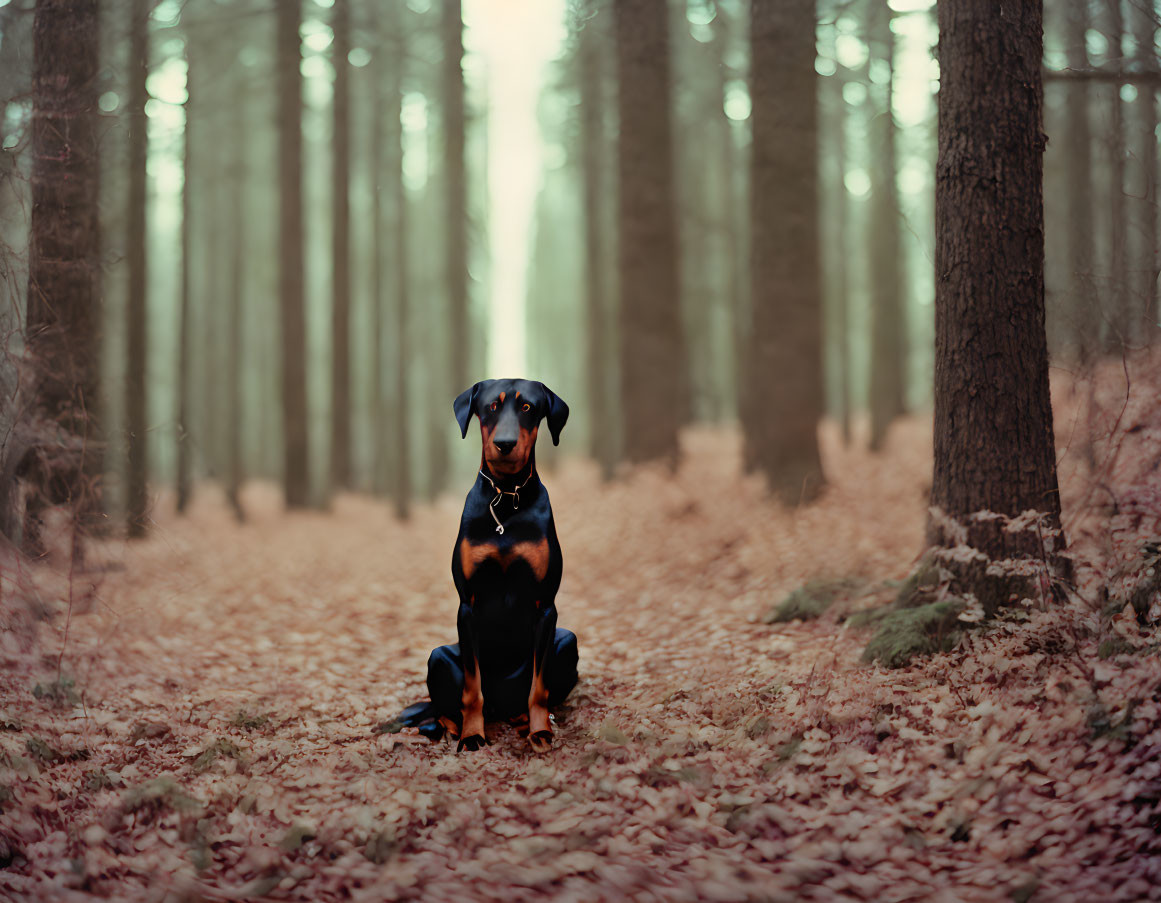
[{"xmin": 1, "ymin": 358, "xmax": 1160, "ymax": 902}]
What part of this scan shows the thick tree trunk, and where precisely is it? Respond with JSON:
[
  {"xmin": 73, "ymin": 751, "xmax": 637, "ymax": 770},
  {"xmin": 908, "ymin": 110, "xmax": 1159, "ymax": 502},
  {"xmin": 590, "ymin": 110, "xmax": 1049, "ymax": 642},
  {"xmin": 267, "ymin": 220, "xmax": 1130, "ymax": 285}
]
[
  {"xmin": 23, "ymin": 0, "xmax": 103, "ymax": 554},
  {"xmin": 929, "ymin": 0, "xmax": 1065, "ymax": 607},
  {"xmin": 867, "ymin": 0, "xmax": 906, "ymax": 452},
  {"xmin": 748, "ymin": 0, "xmax": 824, "ymax": 503},
  {"xmin": 277, "ymin": 0, "xmax": 310, "ymax": 509},
  {"xmin": 330, "ymin": 0, "xmax": 351, "ymax": 492},
  {"xmin": 125, "ymin": 0, "xmax": 148, "ymax": 538},
  {"xmin": 614, "ymin": 0, "xmax": 685, "ymax": 464},
  {"xmin": 1062, "ymin": 1, "xmax": 1098, "ymax": 363},
  {"xmin": 579, "ymin": 0, "xmax": 615, "ymax": 479}
]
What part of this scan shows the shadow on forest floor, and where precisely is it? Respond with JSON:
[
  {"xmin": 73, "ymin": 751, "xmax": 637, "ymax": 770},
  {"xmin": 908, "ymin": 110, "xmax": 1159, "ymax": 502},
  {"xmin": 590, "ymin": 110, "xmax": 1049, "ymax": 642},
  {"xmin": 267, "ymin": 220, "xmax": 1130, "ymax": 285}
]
[{"xmin": 0, "ymin": 354, "xmax": 1159, "ymax": 901}]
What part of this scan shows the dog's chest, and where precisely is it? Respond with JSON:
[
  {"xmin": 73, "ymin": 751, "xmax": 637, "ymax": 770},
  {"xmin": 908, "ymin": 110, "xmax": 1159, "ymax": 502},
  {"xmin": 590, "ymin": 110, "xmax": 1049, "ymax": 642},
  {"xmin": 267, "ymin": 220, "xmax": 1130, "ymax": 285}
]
[{"xmin": 459, "ymin": 535, "xmax": 549, "ymax": 582}]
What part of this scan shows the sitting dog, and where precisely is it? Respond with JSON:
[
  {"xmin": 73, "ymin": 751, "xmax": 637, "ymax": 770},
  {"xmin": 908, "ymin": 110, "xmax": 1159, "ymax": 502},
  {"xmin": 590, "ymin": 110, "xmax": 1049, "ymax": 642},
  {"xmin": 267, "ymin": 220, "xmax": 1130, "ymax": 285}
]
[{"xmin": 398, "ymin": 379, "xmax": 578, "ymax": 752}]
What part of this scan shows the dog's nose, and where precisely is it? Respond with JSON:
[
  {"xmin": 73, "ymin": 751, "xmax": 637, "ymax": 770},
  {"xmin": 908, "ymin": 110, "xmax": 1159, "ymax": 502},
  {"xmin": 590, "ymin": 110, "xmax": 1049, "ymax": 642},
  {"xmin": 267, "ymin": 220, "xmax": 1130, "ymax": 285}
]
[{"xmin": 494, "ymin": 438, "xmax": 517, "ymax": 455}]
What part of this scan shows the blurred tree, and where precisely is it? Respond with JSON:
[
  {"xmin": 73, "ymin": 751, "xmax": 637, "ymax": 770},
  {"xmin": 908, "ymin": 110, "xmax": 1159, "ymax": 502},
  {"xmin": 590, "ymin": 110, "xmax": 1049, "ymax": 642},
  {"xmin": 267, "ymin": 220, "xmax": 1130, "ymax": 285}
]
[
  {"xmin": 331, "ymin": 0, "xmax": 352, "ymax": 492},
  {"xmin": 614, "ymin": 0, "xmax": 686, "ymax": 464},
  {"xmin": 929, "ymin": 0, "xmax": 1065, "ymax": 601},
  {"xmin": 1061, "ymin": 0, "xmax": 1098, "ymax": 362},
  {"xmin": 225, "ymin": 54, "xmax": 246, "ymax": 523},
  {"xmin": 1100, "ymin": 0, "xmax": 1127, "ymax": 351},
  {"xmin": 390, "ymin": 4, "xmax": 411, "ymax": 520},
  {"xmin": 176, "ymin": 22, "xmax": 193, "ymax": 514},
  {"xmin": 748, "ymin": 0, "xmax": 824, "ymax": 502},
  {"xmin": 125, "ymin": 0, "xmax": 149, "ymax": 538},
  {"xmin": 1129, "ymin": 0, "xmax": 1157, "ymax": 334},
  {"xmin": 866, "ymin": 0, "xmax": 905, "ymax": 452},
  {"xmin": 21, "ymin": 0, "xmax": 103, "ymax": 554},
  {"xmin": 577, "ymin": 0, "xmax": 616, "ymax": 479},
  {"xmin": 277, "ymin": 0, "xmax": 310, "ymax": 508},
  {"xmin": 435, "ymin": 0, "xmax": 466, "ymax": 495}
]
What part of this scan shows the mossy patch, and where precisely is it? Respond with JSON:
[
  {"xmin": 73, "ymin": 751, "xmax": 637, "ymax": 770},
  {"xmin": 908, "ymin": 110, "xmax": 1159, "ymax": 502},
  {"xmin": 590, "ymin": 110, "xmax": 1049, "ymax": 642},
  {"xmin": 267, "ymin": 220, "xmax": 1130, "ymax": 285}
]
[
  {"xmin": 862, "ymin": 599, "xmax": 966, "ymax": 669},
  {"xmin": 1098, "ymin": 636, "xmax": 1135, "ymax": 660},
  {"xmin": 765, "ymin": 577, "xmax": 863, "ymax": 623}
]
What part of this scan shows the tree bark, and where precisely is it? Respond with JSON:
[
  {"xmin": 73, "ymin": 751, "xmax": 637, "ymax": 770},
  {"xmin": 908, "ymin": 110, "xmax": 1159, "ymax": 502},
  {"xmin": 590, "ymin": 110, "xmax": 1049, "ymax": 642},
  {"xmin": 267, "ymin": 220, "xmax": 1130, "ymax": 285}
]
[
  {"xmin": 929, "ymin": 0, "xmax": 1065, "ymax": 604},
  {"xmin": 748, "ymin": 0, "xmax": 824, "ymax": 503},
  {"xmin": 614, "ymin": 0, "xmax": 685, "ymax": 464},
  {"xmin": 23, "ymin": 0, "xmax": 103, "ymax": 554},
  {"xmin": 1102, "ymin": 0, "xmax": 1128, "ymax": 351},
  {"xmin": 125, "ymin": 0, "xmax": 148, "ymax": 538},
  {"xmin": 277, "ymin": 0, "xmax": 310, "ymax": 508},
  {"xmin": 867, "ymin": 0, "xmax": 906, "ymax": 452},
  {"xmin": 330, "ymin": 0, "xmax": 352, "ymax": 492}
]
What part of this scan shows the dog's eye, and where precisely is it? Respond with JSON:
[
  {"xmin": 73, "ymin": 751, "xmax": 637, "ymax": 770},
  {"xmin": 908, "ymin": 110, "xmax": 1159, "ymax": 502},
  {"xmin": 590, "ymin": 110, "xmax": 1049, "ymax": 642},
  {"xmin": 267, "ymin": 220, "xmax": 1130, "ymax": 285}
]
[
  {"xmin": 489, "ymin": 401, "xmax": 498, "ymax": 412},
  {"xmin": 522, "ymin": 403, "xmax": 531, "ymax": 413}
]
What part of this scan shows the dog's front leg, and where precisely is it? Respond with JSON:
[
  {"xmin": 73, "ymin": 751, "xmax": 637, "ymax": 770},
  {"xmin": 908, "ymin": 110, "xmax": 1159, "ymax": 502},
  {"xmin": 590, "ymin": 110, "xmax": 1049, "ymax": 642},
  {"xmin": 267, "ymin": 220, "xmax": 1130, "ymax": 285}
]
[
  {"xmin": 456, "ymin": 600, "xmax": 487, "ymax": 752},
  {"xmin": 527, "ymin": 602, "xmax": 557, "ymax": 753}
]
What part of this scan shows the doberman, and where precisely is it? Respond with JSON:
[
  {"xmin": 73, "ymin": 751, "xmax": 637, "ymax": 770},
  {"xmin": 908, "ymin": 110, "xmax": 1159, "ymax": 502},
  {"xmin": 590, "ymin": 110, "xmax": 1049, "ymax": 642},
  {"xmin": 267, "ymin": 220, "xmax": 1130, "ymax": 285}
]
[{"xmin": 398, "ymin": 379, "xmax": 579, "ymax": 753}]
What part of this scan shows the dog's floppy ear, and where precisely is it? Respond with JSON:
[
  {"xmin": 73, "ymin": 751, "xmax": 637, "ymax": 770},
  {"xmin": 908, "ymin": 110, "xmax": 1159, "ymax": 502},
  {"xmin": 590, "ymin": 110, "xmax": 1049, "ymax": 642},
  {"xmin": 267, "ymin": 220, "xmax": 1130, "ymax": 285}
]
[
  {"xmin": 539, "ymin": 383, "xmax": 569, "ymax": 446},
  {"xmin": 453, "ymin": 381, "xmax": 487, "ymax": 438}
]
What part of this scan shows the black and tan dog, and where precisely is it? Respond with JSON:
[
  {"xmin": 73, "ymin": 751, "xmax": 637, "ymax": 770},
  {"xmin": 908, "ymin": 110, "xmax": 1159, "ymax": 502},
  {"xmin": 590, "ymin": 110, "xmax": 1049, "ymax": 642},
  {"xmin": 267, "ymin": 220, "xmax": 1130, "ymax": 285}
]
[{"xmin": 398, "ymin": 379, "xmax": 578, "ymax": 753}]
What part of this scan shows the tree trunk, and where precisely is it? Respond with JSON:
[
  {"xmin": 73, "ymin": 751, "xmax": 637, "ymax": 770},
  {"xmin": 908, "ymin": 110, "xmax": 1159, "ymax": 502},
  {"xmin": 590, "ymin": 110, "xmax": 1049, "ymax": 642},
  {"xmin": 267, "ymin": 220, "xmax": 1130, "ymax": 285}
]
[
  {"xmin": 277, "ymin": 0, "xmax": 310, "ymax": 508},
  {"xmin": 1062, "ymin": 0, "xmax": 1098, "ymax": 363},
  {"xmin": 614, "ymin": 0, "xmax": 685, "ymax": 464},
  {"xmin": 176, "ymin": 29, "xmax": 193, "ymax": 514},
  {"xmin": 23, "ymin": 0, "xmax": 103, "ymax": 555},
  {"xmin": 1102, "ymin": 0, "xmax": 1128, "ymax": 351},
  {"xmin": 330, "ymin": 0, "xmax": 351, "ymax": 492},
  {"xmin": 389, "ymin": 4, "xmax": 411, "ymax": 520},
  {"xmin": 579, "ymin": 0, "xmax": 616, "ymax": 479},
  {"xmin": 929, "ymin": 0, "xmax": 1066, "ymax": 608},
  {"xmin": 1130, "ymin": 2, "xmax": 1158, "ymax": 335},
  {"xmin": 125, "ymin": 0, "xmax": 148, "ymax": 538},
  {"xmin": 748, "ymin": 0, "xmax": 824, "ymax": 503},
  {"xmin": 225, "ymin": 59, "xmax": 245, "ymax": 523},
  {"xmin": 867, "ymin": 0, "xmax": 906, "ymax": 452},
  {"xmin": 370, "ymin": 42, "xmax": 388, "ymax": 497}
]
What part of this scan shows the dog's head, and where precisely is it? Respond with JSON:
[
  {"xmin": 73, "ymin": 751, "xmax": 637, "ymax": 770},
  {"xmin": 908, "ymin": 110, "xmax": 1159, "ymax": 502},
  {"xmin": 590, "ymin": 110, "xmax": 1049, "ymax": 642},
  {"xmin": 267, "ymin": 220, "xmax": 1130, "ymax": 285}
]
[{"xmin": 453, "ymin": 379, "xmax": 569, "ymax": 476}]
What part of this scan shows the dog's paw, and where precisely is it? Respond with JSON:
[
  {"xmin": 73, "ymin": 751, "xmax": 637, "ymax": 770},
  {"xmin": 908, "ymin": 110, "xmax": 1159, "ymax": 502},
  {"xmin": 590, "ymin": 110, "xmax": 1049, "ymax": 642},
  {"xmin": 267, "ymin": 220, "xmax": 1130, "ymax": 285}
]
[
  {"xmin": 457, "ymin": 733, "xmax": 488, "ymax": 753},
  {"xmin": 528, "ymin": 730, "xmax": 554, "ymax": 754}
]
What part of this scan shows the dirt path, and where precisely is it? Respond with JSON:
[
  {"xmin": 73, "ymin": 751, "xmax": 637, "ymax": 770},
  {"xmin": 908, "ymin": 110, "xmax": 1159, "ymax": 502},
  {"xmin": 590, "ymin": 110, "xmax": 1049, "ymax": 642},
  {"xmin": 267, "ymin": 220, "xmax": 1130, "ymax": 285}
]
[{"xmin": 1, "ymin": 423, "xmax": 1159, "ymax": 902}]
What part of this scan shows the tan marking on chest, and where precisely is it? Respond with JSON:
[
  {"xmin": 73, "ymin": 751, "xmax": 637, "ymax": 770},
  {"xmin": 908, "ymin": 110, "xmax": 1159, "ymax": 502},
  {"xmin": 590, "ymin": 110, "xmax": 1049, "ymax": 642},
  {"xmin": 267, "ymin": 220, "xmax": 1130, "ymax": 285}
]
[{"xmin": 460, "ymin": 537, "xmax": 550, "ymax": 581}]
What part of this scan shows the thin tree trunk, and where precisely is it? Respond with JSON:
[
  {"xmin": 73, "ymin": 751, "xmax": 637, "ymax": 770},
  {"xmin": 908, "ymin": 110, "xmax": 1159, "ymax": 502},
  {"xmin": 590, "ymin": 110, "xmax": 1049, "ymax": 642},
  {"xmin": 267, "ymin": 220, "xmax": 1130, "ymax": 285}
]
[
  {"xmin": 277, "ymin": 0, "xmax": 310, "ymax": 508},
  {"xmin": 330, "ymin": 0, "xmax": 351, "ymax": 492},
  {"xmin": 225, "ymin": 61, "xmax": 245, "ymax": 523},
  {"xmin": 614, "ymin": 0, "xmax": 685, "ymax": 465},
  {"xmin": 371, "ymin": 45, "xmax": 388, "ymax": 496},
  {"xmin": 867, "ymin": 0, "xmax": 906, "ymax": 452},
  {"xmin": 748, "ymin": 0, "xmax": 824, "ymax": 503},
  {"xmin": 1130, "ymin": 2, "xmax": 1158, "ymax": 334},
  {"xmin": 125, "ymin": 0, "xmax": 148, "ymax": 538},
  {"xmin": 579, "ymin": 0, "xmax": 615, "ymax": 479},
  {"xmin": 176, "ymin": 30, "xmax": 193, "ymax": 514},
  {"xmin": 1103, "ymin": 0, "xmax": 1128, "ymax": 350},
  {"xmin": 1062, "ymin": 0, "xmax": 1098, "ymax": 363},
  {"xmin": 390, "ymin": 4, "xmax": 411, "ymax": 520},
  {"xmin": 23, "ymin": 0, "xmax": 102, "ymax": 555},
  {"xmin": 929, "ymin": 0, "xmax": 1065, "ymax": 606},
  {"xmin": 443, "ymin": 0, "xmax": 468, "ymax": 392}
]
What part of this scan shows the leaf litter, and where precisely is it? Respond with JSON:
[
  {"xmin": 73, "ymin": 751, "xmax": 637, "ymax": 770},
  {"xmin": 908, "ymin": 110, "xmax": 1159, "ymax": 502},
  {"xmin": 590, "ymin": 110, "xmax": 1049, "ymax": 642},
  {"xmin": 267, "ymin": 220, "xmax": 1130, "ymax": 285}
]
[{"xmin": 0, "ymin": 358, "xmax": 1159, "ymax": 901}]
